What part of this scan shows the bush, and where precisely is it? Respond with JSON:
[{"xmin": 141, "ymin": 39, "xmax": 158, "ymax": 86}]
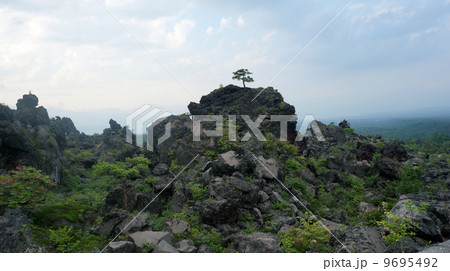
[
  {"xmin": 278, "ymin": 216, "xmax": 331, "ymax": 252},
  {"xmin": 284, "ymin": 158, "xmax": 302, "ymax": 172},
  {"xmin": 396, "ymin": 164, "xmax": 423, "ymax": 194},
  {"xmin": 286, "ymin": 176, "xmax": 310, "ymax": 197},
  {"xmin": 47, "ymin": 226, "xmax": 105, "ymax": 253},
  {"xmin": 377, "ymin": 203, "xmax": 416, "ymax": 245},
  {"xmin": 188, "ymin": 182, "xmax": 207, "ymax": 201},
  {"xmin": 0, "ymin": 166, "xmax": 55, "ymax": 209}
]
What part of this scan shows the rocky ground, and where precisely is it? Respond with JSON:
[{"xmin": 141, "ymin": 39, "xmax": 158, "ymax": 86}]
[{"xmin": 1, "ymin": 86, "xmax": 449, "ymax": 253}]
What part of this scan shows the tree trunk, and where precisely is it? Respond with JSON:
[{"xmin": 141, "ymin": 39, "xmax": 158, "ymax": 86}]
[{"xmin": 243, "ymin": 81, "xmax": 246, "ymax": 88}]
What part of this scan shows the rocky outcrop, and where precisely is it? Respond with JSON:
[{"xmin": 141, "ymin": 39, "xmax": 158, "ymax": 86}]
[
  {"xmin": 0, "ymin": 208, "xmax": 43, "ymax": 252},
  {"xmin": 225, "ymin": 232, "xmax": 283, "ymax": 253},
  {"xmin": 188, "ymin": 85, "xmax": 297, "ymax": 142},
  {"xmin": 0, "ymin": 94, "xmax": 63, "ymax": 183}
]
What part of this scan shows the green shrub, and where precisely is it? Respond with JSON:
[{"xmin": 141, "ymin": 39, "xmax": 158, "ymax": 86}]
[
  {"xmin": 284, "ymin": 158, "xmax": 302, "ymax": 172},
  {"xmin": 377, "ymin": 203, "xmax": 416, "ymax": 245},
  {"xmin": 47, "ymin": 226, "xmax": 105, "ymax": 253},
  {"xmin": 396, "ymin": 165, "xmax": 423, "ymax": 194},
  {"xmin": 278, "ymin": 216, "xmax": 331, "ymax": 252},
  {"xmin": 374, "ymin": 141, "xmax": 385, "ymax": 149},
  {"xmin": 188, "ymin": 182, "xmax": 207, "ymax": 201},
  {"xmin": 344, "ymin": 128, "xmax": 354, "ymax": 135},
  {"xmin": 286, "ymin": 176, "xmax": 310, "ymax": 198},
  {"xmin": 0, "ymin": 166, "xmax": 55, "ymax": 209}
]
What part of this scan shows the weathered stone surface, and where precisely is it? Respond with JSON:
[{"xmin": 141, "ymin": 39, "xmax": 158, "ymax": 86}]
[
  {"xmin": 385, "ymin": 236, "xmax": 422, "ymax": 253},
  {"xmin": 115, "ymin": 213, "xmax": 148, "ymax": 235},
  {"xmin": 340, "ymin": 226, "xmax": 385, "ymax": 253},
  {"xmin": 129, "ymin": 231, "xmax": 174, "ymax": 248},
  {"xmin": 197, "ymin": 199, "xmax": 239, "ymax": 226},
  {"xmin": 225, "ymin": 232, "xmax": 283, "ymax": 253},
  {"xmin": 391, "ymin": 199, "xmax": 443, "ymax": 242},
  {"xmin": 197, "ymin": 244, "xmax": 214, "ymax": 253},
  {"xmin": 254, "ymin": 156, "xmax": 279, "ymax": 180},
  {"xmin": 216, "ymin": 151, "xmax": 239, "ymax": 175},
  {"xmin": 175, "ymin": 240, "xmax": 197, "ymax": 253},
  {"xmin": 420, "ymin": 240, "xmax": 450, "ymax": 253},
  {"xmin": 0, "ymin": 208, "xmax": 43, "ymax": 253},
  {"xmin": 91, "ymin": 210, "xmax": 127, "ymax": 237},
  {"xmin": 153, "ymin": 240, "xmax": 179, "ymax": 253},
  {"xmin": 153, "ymin": 163, "xmax": 169, "ymax": 176},
  {"xmin": 163, "ymin": 218, "xmax": 190, "ymax": 234},
  {"xmin": 107, "ymin": 241, "xmax": 136, "ymax": 253}
]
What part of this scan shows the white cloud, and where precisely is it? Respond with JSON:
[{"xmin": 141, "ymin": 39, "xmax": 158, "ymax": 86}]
[
  {"xmin": 363, "ymin": 5, "xmax": 408, "ymax": 22},
  {"xmin": 409, "ymin": 27, "xmax": 438, "ymax": 40},
  {"xmin": 262, "ymin": 30, "xmax": 277, "ymax": 42},
  {"xmin": 206, "ymin": 25, "xmax": 213, "ymax": 34},
  {"xmin": 166, "ymin": 19, "xmax": 195, "ymax": 49},
  {"xmin": 237, "ymin": 15, "xmax": 245, "ymax": 26},
  {"xmin": 220, "ymin": 17, "xmax": 230, "ymax": 30}
]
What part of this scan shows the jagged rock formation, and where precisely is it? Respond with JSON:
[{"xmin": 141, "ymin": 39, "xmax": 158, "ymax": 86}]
[
  {"xmin": 0, "ymin": 88, "xmax": 449, "ymax": 253},
  {"xmin": 0, "ymin": 94, "xmax": 63, "ymax": 183}
]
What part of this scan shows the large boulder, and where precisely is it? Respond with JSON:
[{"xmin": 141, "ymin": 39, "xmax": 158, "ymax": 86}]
[
  {"xmin": 175, "ymin": 240, "xmax": 197, "ymax": 253},
  {"xmin": 385, "ymin": 236, "xmax": 422, "ymax": 253},
  {"xmin": 106, "ymin": 241, "xmax": 136, "ymax": 253},
  {"xmin": 196, "ymin": 199, "xmax": 239, "ymax": 226},
  {"xmin": 225, "ymin": 232, "xmax": 283, "ymax": 253},
  {"xmin": 153, "ymin": 240, "xmax": 179, "ymax": 253},
  {"xmin": 390, "ymin": 199, "xmax": 443, "ymax": 242},
  {"xmin": 338, "ymin": 226, "xmax": 385, "ymax": 253},
  {"xmin": 163, "ymin": 218, "xmax": 190, "ymax": 234},
  {"xmin": 382, "ymin": 141, "xmax": 408, "ymax": 162},
  {"xmin": 188, "ymin": 85, "xmax": 297, "ymax": 142},
  {"xmin": 129, "ymin": 231, "xmax": 174, "ymax": 248},
  {"xmin": 254, "ymin": 156, "xmax": 279, "ymax": 180},
  {"xmin": 115, "ymin": 214, "xmax": 148, "ymax": 235},
  {"xmin": 0, "ymin": 208, "xmax": 43, "ymax": 252},
  {"xmin": 420, "ymin": 240, "xmax": 450, "ymax": 253}
]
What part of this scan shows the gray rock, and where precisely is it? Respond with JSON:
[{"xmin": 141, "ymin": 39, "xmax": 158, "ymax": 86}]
[
  {"xmin": 217, "ymin": 151, "xmax": 239, "ymax": 174},
  {"xmin": 153, "ymin": 240, "xmax": 179, "ymax": 253},
  {"xmin": 115, "ymin": 213, "xmax": 148, "ymax": 235},
  {"xmin": 129, "ymin": 231, "xmax": 174, "ymax": 248},
  {"xmin": 420, "ymin": 240, "xmax": 450, "ymax": 253},
  {"xmin": 197, "ymin": 199, "xmax": 239, "ymax": 226},
  {"xmin": 254, "ymin": 156, "xmax": 279, "ymax": 180},
  {"xmin": 153, "ymin": 163, "xmax": 169, "ymax": 176},
  {"xmin": 198, "ymin": 244, "xmax": 214, "ymax": 253},
  {"xmin": 226, "ymin": 232, "xmax": 283, "ymax": 253},
  {"xmin": 0, "ymin": 208, "xmax": 43, "ymax": 253},
  {"xmin": 258, "ymin": 191, "xmax": 270, "ymax": 202},
  {"xmin": 341, "ymin": 226, "xmax": 385, "ymax": 253},
  {"xmin": 107, "ymin": 241, "xmax": 136, "ymax": 253},
  {"xmin": 164, "ymin": 218, "xmax": 190, "ymax": 234},
  {"xmin": 175, "ymin": 240, "xmax": 197, "ymax": 253},
  {"xmin": 375, "ymin": 157, "xmax": 400, "ymax": 180},
  {"xmin": 91, "ymin": 210, "xmax": 127, "ymax": 237},
  {"xmin": 391, "ymin": 200, "xmax": 443, "ymax": 242},
  {"xmin": 385, "ymin": 236, "xmax": 422, "ymax": 253}
]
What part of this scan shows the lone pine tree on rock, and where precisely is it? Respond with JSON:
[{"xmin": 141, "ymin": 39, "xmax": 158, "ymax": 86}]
[{"xmin": 232, "ymin": 69, "xmax": 254, "ymax": 88}]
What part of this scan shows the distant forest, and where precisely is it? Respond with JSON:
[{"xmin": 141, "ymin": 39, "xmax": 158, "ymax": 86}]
[{"xmin": 350, "ymin": 118, "xmax": 450, "ymax": 140}]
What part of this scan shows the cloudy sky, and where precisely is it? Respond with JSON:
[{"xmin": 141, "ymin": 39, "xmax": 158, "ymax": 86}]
[{"xmin": 1, "ymin": 0, "xmax": 449, "ymax": 133}]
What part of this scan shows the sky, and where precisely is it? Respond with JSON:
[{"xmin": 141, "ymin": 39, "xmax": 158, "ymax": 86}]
[{"xmin": 0, "ymin": 0, "xmax": 449, "ymax": 134}]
